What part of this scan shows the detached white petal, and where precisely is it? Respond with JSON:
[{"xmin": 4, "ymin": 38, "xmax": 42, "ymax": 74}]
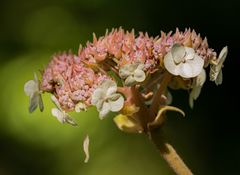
[{"xmin": 83, "ymin": 135, "xmax": 90, "ymax": 163}]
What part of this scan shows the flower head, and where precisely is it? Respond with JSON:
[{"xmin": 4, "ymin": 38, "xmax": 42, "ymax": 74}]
[
  {"xmin": 210, "ymin": 46, "xmax": 228, "ymax": 85},
  {"xmin": 24, "ymin": 73, "xmax": 44, "ymax": 113},
  {"xmin": 119, "ymin": 63, "xmax": 146, "ymax": 86},
  {"xmin": 41, "ymin": 52, "xmax": 110, "ymax": 111},
  {"xmin": 91, "ymin": 80, "xmax": 124, "ymax": 119},
  {"xmin": 164, "ymin": 44, "xmax": 204, "ymax": 78}
]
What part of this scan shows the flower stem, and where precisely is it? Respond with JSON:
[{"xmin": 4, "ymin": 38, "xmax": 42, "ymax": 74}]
[
  {"xmin": 149, "ymin": 72, "xmax": 172, "ymax": 121},
  {"xmin": 148, "ymin": 129, "xmax": 193, "ymax": 175}
]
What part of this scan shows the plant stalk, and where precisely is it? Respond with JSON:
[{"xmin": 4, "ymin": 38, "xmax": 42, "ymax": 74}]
[{"xmin": 148, "ymin": 129, "xmax": 193, "ymax": 175}]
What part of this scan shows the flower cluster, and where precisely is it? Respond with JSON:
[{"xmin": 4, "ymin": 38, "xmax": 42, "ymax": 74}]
[{"xmin": 24, "ymin": 27, "xmax": 228, "ymax": 132}]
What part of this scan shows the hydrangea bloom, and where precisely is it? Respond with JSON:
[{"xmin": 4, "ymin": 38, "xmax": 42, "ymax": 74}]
[{"xmin": 24, "ymin": 28, "xmax": 228, "ymax": 174}]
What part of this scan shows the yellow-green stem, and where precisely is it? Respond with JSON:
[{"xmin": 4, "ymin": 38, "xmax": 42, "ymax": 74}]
[{"xmin": 148, "ymin": 129, "xmax": 193, "ymax": 175}]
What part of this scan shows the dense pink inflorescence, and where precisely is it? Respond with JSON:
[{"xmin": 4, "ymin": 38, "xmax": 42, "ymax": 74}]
[
  {"xmin": 79, "ymin": 28, "xmax": 216, "ymax": 73},
  {"xmin": 41, "ymin": 28, "xmax": 217, "ymax": 111},
  {"xmin": 41, "ymin": 52, "xmax": 110, "ymax": 111}
]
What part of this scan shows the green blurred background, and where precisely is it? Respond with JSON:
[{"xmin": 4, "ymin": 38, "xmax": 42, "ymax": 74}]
[{"xmin": 0, "ymin": 0, "xmax": 239, "ymax": 174}]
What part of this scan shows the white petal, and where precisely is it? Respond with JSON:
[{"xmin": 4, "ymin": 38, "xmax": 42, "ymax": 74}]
[
  {"xmin": 215, "ymin": 70, "xmax": 223, "ymax": 86},
  {"xmin": 51, "ymin": 108, "xmax": 65, "ymax": 123},
  {"xmin": 119, "ymin": 65, "xmax": 132, "ymax": 78},
  {"xmin": 134, "ymin": 69, "xmax": 146, "ymax": 82},
  {"xmin": 99, "ymin": 80, "xmax": 115, "ymax": 91},
  {"xmin": 106, "ymin": 83, "xmax": 117, "ymax": 96},
  {"xmin": 218, "ymin": 46, "xmax": 228, "ymax": 66},
  {"xmin": 125, "ymin": 75, "xmax": 136, "ymax": 86},
  {"xmin": 109, "ymin": 94, "xmax": 124, "ymax": 112},
  {"xmin": 196, "ymin": 69, "xmax": 206, "ymax": 86},
  {"xmin": 188, "ymin": 55, "xmax": 204, "ymax": 77},
  {"xmin": 75, "ymin": 102, "xmax": 87, "ymax": 112},
  {"xmin": 184, "ymin": 47, "xmax": 195, "ymax": 60},
  {"xmin": 29, "ymin": 92, "xmax": 39, "ymax": 113},
  {"xmin": 164, "ymin": 52, "xmax": 179, "ymax": 76},
  {"xmin": 99, "ymin": 102, "xmax": 111, "ymax": 119},
  {"xmin": 179, "ymin": 63, "xmax": 193, "ymax": 78},
  {"xmin": 64, "ymin": 114, "xmax": 78, "ymax": 126},
  {"xmin": 24, "ymin": 80, "xmax": 38, "ymax": 96},
  {"xmin": 91, "ymin": 89, "xmax": 105, "ymax": 105},
  {"xmin": 180, "ymin": 55, "xmax": 204, "ymax": 78},
  {"xmin": 189, "ymin": 86, "xmax": 202, "ymax": 108},
  {"xmin": 83, "ymin": 135, "xmax": 90, "ymax": 163},
  {"xmin": 51, "ymin": 95, "xmax": 62, "ymax": 110},
  {"xmin": 137, "ymin": 63, "xmax": 145, "ymax": 70},
  {"xmin": 96, "ymin": 99, "xmax": 104, "ymax": 111},
  {"xmin": 171, "ymin": 44, "xmax": 185, "ymax": 64},
  {"xmin": 38, "ymin": 94, "xmax": 44, "ymax": 112}
]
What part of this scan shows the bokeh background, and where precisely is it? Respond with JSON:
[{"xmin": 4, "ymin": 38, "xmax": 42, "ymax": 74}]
[{"xmin": 0, "ymin": 0, "xmax": 239, "ymax": 174}]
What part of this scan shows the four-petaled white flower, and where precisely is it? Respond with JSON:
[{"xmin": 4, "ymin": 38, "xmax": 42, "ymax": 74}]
[
  {"xmin": 24, "ymin": 73, "xmax": 44, "ymax": 113},
  {"xmin": 189, "ymin": 69, "xmax": 206, "ymax": 108},
  {"xmin": 210, "ymin": 46, "xmax": 228, "ymax": 85},
  {"xmin": 91, "ymin": 80, "xmax": 124, "ymax": 119},
  {"xmin": 51, "ymin": 95, "xmax": 77, "ymax": 126},
  {"xmin": 164, "ymin": 44, "xmax": 204, "ymax": 78},
  {"xmin": 119, "ymin": 63, "xmax": 146, "ymax": 86}
]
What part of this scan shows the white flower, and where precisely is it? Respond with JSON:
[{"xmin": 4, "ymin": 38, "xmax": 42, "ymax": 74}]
[
  {"xmin": 51, "ymin": 95, "xmax": 77, "ymax": 126},
  {"xmin": 75, "ymin": 102, "xmax": 87, "ymax": 113},
  {"xmin": 24, "ymin": 73, "xmax": 44, "ymax": 113},
  {"xmin": 164, "ymin": 44, "xmax": 204, "ymax": 78},
  {"xmin": 83, "ymin": 135, "xmax": 90, "ymax": 163},
  {"xmin": 119, "ymin": 63, "xmax": 146, "ymax": 86},
  {"xmin": 189, "ymin": 69, "xmax": 206, "ymax": 108},
  {"xmin": 91, "ymin": 80, "xmax": 124, "ymax": 119},
  {"xmin": 210, "ymin": 46, "xmax": 228, "ymax": 85}
]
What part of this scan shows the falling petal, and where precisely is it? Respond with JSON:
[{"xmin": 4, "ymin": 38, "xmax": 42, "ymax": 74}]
[{"xmin": 83, "ymin": 135, "xmax": 90, "ymax": 163}]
